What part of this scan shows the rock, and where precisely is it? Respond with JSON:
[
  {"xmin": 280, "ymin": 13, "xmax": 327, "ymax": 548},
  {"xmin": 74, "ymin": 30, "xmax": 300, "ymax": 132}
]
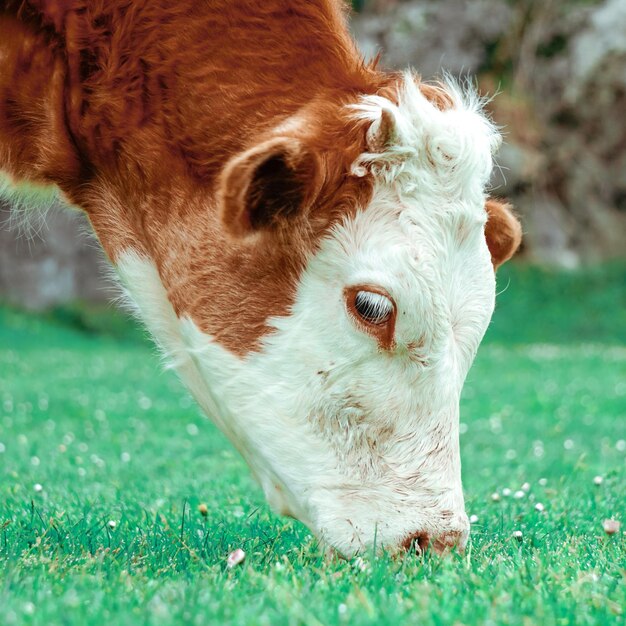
[
  {"xmin": 490, "ymin": 142, "xmax": 545, "ymax": 197},
  {"xmin": 568, "ymin": 0, "xmax": 626, "ymax": 101},
  {"xmin": 352, "ymin": 0, "xmax": 513, "ymax": 77}
]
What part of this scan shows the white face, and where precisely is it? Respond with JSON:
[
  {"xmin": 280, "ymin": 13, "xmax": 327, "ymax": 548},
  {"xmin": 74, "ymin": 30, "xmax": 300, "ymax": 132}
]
[{"xmin": 116, "ymin": 77, "xmax": 500, "ymax": 556}]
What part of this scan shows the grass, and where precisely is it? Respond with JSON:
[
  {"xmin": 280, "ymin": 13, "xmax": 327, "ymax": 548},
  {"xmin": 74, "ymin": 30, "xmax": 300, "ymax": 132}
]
[{"xmin": 0, "ymin": 263, "xmax": 625, "ymax": 625}]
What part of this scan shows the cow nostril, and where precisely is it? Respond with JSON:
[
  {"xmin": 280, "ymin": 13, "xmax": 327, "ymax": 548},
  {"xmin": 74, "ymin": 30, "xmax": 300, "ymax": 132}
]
[
  {"xmin": 401, "ymin": 525, "xmax": 468, "ymax": 555},
  {"xmin": 401, "ymin": 532, "xmax": 430, "ymax": 554},
  {"xmin": 416, "ymin": 535, "xmax": 430, "ymax": 554}
]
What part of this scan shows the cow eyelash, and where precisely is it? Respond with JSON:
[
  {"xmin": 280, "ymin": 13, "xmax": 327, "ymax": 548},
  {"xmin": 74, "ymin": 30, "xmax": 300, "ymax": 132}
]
[{"xmin": 353, "ymin": 290, "xmax": 394, "ymax": 325}]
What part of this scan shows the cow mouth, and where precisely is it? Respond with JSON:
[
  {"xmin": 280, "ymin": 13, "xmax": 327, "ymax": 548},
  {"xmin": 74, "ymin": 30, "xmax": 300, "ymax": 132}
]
[
  {"xmin": 323, "ymin": 528, "xmax": 467, "ymax": 560},
  {"xmin": 400, "ymin": 516, "xmax": 470, "ymax": 555}
]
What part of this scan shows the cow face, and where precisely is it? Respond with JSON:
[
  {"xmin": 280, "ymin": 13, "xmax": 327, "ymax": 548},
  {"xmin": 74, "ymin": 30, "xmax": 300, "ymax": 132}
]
[
  {"xmin": 0, "ymin": 5, "xmax": 520, "ymax": 556},
  {"xmin": 116, "ymin": 77, "xmax": 521, "ymax": 557}
]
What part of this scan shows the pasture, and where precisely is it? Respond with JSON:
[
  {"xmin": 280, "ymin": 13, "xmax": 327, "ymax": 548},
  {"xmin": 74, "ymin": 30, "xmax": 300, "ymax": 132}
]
[{"xmin": 1, "ymin": 263, "xmax": 625, "ymax": 625}]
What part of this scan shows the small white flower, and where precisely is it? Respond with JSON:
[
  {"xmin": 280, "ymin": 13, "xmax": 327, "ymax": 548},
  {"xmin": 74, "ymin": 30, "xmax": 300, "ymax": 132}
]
[
  {"xmin": 534, "ymin": 502, "xmax": 545, "ymax": 512},
  {"xmin": 564, "ymin": 439, "xmax": 574, "ymax": 450},
  {"xmin": 232, "ymin": 506, "xmax": 244, "ymax": 519},
  {"xmin": 138, "ymin": 396, "xmax": 152, "ymax": 410},
  {"xmin": 120, "ymin": 452, "xmax": 131, "ymax": 463},
  {"xmin": 602, "ymin": 519, "xmax": 621, "ymax": 535},
  {"xmin": 616, "ymin": 440, "xmax": 626, "ymax": 452},
  {"xmin": 30, "ymin": 456, "xmax": 40, "ymax": 467},
  {"xmin": 0, "ymin": 442, "xmax": 5, "ymax": 453},
  {"xmin": 227, "ymin": 548, "xmax": 246, "ymax": 568},
  {"xmin": 33, "ymin": 483, "xmax": 43, "ymax": 493},
  {"xmin": 514, "ymin": 490, "xmax": 525, "ymax": 499},
  {"xmin": 512, "ymin": 530, "xmax": 523, "ymax": 541},
  {"xmin": 107, "ymin": 520, "xmax": 117, "ymax": 530},
  {"xmin": 353, "ymin": 556, "xmax": 369, "ymax": 572},
  {"xmin": 521, "ymin": 482, "xmax": 530, "ymax": 492},
  {"xmin": 23, "ymin": 602, "xmax": 35, "ymax": 615},
  {"xmin": 538, "ymin": 478, "xmax": 548, "ymax": 486},
  {"xmin": 186, "ymin": 423, "xmax": 199, "ymax": 436},
  {"xmin": 502, "ymin": 488, "xmax": 512, "ymax": 497},
  {"xmin": 469, "ymin": 514, "xmax": 479, "ymax": 524},
  {"xmin": 491, "ymin": 492, "xmax": 501, "ymax": 502},
  {"xmin": 338, "ymin": 604, "xmax": 347, "ymax": 615},
  {"xmin": 593, "ymin": 475, "xmax": 603, "ymax": 486}
]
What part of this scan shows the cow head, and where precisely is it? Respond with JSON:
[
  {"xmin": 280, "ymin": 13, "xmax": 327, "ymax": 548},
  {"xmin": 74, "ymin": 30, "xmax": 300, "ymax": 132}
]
[
  {"xmin": 114, "ymin": 77, "xmax": 520, "ymax": 556},
  {"xmin": 0, "ymin": 5, "xmax": 521, "ymax": 557}
]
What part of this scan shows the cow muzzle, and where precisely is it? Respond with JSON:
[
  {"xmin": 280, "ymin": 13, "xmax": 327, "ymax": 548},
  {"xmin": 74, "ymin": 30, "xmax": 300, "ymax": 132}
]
[{"xmin": 401, "ymin": 512, "xmax": 470, "ymax": 555}]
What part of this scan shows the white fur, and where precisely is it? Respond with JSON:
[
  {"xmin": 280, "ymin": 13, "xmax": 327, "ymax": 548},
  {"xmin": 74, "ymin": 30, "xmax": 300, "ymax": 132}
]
[
  {"xmin": 115, "ymin": 76, "xmax": 499, "ymax": 556},
  {"xmin": 351, "ymin": 74, "xmax": 500, "ymax": 198}
]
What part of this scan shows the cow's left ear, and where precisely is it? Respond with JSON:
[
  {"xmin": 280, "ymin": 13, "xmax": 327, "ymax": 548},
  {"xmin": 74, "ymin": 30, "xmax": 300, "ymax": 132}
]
[
  {"xmin": 484, "ymin": 198, "xmax": 522, "ymax": 268},
  {"xmin": 218, "ymin": 136, "xmax": 322, "ymax": 239}
]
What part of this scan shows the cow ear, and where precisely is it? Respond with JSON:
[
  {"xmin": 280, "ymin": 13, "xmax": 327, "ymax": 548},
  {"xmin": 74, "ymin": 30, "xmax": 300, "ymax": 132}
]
[
  {"xmin": 366, "ymin": 108, "xmax": 395, "ymax": 153},
  {"xmin": 484, "ymin": 198, "xmax": 522, "ymax": 268},
  {"xmin": 219, "ymin": 136, "xmax": 322, "ymax": 238}
]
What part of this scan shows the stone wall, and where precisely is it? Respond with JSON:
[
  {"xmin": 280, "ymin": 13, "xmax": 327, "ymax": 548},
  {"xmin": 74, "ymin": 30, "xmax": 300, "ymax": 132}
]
[{"xmin": 0, "ymin": 202, "xmax": 114, "ymax": 310}]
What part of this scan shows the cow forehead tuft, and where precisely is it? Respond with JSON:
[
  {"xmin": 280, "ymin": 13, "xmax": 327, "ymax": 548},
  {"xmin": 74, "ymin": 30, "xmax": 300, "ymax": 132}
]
[{"xmin": 350, "ymin": 73, "xmax": 500, "ymax": 203}]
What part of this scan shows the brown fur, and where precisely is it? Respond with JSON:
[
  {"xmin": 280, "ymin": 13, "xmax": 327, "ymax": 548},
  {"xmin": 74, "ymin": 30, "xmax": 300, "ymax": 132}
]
[
  {"xmin": 485, "ymin": 199, "xmax": 523, "ymax": 268},
  {"xmin": 0, "ymin": 1, "xmax": 520, "ymax": 354}
]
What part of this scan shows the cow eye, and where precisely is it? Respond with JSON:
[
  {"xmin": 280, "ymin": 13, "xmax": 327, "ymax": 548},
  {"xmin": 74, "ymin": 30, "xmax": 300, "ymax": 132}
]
[
  {"xmin": 345, "ymin": 286, "xmax": 397, "ymax": 349},
  {"xmin": 352, "ymin": 290, "xmax": 394, "ymax": 325}
]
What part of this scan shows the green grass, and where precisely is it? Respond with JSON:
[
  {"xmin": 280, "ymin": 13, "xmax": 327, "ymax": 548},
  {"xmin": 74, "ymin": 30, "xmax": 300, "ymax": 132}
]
[{"xmin": 1, "ymin": 263, "xmax": 625, "ymax": 625}]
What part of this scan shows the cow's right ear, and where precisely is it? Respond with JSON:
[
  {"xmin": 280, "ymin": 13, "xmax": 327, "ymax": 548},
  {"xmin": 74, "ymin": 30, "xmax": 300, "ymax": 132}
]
[
  {"xmin": 484, "ymin": 198, "xmax": 522, "ymax": 268},
  {"xmin": 218, "ymin": 136, "xmax": 322, "ymax": 239}
]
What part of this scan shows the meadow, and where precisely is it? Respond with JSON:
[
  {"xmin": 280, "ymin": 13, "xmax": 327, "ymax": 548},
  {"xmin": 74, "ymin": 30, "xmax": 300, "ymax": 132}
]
[{"xmin": 0, "ymin": 263, "xmax": 625, "ymax": 625}]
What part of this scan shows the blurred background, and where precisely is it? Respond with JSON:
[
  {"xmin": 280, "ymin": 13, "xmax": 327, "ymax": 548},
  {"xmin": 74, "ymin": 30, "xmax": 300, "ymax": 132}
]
[{"xmin": 0, "ymin": 0, "xmax": 625, "ymax": 310}]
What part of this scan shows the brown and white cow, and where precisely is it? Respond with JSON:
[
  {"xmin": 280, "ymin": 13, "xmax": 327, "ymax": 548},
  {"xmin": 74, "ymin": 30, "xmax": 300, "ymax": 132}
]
[{"xmin": 0, "ymin": 0, "xmax": 521, "ymax": 556}]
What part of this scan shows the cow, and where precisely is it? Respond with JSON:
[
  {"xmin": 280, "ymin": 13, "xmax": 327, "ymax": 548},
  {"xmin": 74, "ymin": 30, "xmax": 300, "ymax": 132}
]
[{"xmin": 0, "ymin": 0, "xmax": 521, "ymax": 557}]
